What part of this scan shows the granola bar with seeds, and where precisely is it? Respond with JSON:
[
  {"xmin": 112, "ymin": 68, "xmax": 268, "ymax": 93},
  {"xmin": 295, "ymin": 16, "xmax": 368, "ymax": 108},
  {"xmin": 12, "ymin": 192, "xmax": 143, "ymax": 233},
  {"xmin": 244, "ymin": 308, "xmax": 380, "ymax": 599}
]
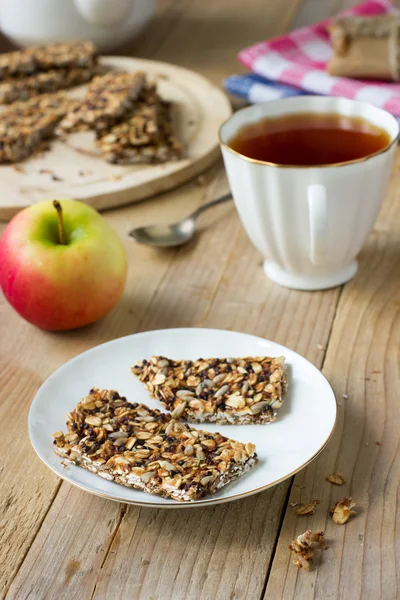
[
  {"xmin": 99, "ymin": 100, "xmax": 184, "ymax": 164},
  {"xmin": 97, "ymin": 85, "xmax": 161, "ymax": 149},
  {"xmin": 0, "ymin": 92, "xmax": 75, "ymax": 163},
  {"xmin": 131, "ymin": 355, "xmax": 287, "ymax": 425},
  {"xmin": 0, "ymin": 41, "xmax": 97, "ymax": 80},
  {"xmin": 32, "ymin": 41, "xmax": 97, "ymax": 71},
  {"xmin": 0, "ymin": 67, "xmax": 96, "ymax": 104},
  {"xmin": 52, "ymin": 388, "xmax": 257, "ymax": 502},
  {"xmin": 57, "ymin": 70, "xmax": 145, "ymax": 133}
]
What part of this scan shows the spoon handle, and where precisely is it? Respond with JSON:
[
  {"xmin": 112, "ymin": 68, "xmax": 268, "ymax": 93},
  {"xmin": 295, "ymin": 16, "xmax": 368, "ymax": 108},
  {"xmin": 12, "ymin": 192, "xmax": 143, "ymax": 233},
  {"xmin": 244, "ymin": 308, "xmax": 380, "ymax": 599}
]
[{"xmin": 190, "ymin": 192, "xmax": 232, "ymax": 219}]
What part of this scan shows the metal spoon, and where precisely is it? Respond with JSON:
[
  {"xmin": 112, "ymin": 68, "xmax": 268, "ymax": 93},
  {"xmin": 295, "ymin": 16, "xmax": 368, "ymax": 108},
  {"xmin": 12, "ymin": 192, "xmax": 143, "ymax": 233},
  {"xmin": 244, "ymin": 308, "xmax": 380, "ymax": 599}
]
[{"xmin": 129, "ymin": 192, "xmax": 232, "ymax": 247}]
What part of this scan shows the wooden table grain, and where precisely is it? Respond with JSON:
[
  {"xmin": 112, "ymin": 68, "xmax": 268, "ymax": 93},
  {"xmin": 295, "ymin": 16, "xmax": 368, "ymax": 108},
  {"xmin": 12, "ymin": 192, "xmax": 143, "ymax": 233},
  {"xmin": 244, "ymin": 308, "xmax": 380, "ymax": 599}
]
[{"xmin": 1, "ymin": 1, "xmax": 399, "ymax": 599}]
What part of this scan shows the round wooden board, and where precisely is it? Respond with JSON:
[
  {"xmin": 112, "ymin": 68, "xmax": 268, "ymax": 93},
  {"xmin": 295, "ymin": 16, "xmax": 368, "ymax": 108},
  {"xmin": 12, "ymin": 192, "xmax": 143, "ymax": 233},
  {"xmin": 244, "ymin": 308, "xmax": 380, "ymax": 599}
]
[{"xmin": 0, "ymin": 56, "xmax": 232, "ymax": 221}]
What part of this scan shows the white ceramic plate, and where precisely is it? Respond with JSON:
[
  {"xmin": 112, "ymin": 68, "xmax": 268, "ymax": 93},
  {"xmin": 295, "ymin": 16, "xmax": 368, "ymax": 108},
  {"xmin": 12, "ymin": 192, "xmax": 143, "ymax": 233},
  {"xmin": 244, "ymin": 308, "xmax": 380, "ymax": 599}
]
[{"xmin": 29, "ymin": 328, "xmax": 337, "ymax": 508}]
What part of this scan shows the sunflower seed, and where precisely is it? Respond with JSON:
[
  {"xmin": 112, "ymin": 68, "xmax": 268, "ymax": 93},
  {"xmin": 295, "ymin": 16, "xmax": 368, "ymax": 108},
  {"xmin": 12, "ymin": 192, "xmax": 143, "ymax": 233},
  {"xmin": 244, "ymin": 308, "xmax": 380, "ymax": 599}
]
[
  {"xmin": 184, "ymin": 443, "xmax": 194, "ymax": 455},
  {"xmin": 154, "ymin": 373, "xmax": 166, "ymax": 385},
  {"xmin": 225, "ymin": 395, "xmax": 246, "ymax": 409},
  {"xmin": 171, "ymin": 402, "xmax": 186, "ymax": 418},
  {"xmin": 203, "ymin": 379, "xmax": 214, "ymax": 388},
  {"xmin": 158, "ymin": 359, "xmax": 170, "ymax": 368},
  {"xmin": 158, "ymin": 460, "xmax": 175, "ymax": 471},
  {"xmin": 251, "ymin": 401, "xmax": 269, "ymax": 414},
  {"xmin": 141, "ymin": 471, "xmax": 156, "ymax": 483},
  {"xmin": 201, "ymin": 475, "xmax": 213, "ymax": 486},
  {"xmin": 212, "ymin": 373, "xmax": 226, "ymax": 384},
  {"xmin": 126, "ymin": 437, "xmax": 136, "ymax": 450},
  {"xmin": 176, "ymin": 389, "xmax": 194, "ymax": 398},
  {"xmin": 165, "ymin": 421, "xmax": 174, "ymax": 435},
  {"xmin": 85, "ymin": 416, "xmax": 102, "ymax": 426},
  {"xmin": 113, "ymin": 437, "xmax": 128, "ymax": 446},
  {"xmin": 214, "ymin": 384, "xmax": 229, "ymax": 398},
  {"xmin": 241, "ymin": 381, "xmax": 249, "ymax": 394},
  {"xmin": 108, "ymin": 431, "xmax": 125, "ymax": 439},
  {"xmin": 196, "ymin": 447, "xmax": 206, "ymax": 460}
]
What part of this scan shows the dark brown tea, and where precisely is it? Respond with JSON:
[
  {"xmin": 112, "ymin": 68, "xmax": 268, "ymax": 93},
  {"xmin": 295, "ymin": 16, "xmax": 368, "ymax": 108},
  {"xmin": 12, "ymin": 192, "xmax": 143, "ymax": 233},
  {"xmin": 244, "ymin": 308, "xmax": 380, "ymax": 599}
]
[{"xmin": 228, "ymin": 112, "xmax": 390, "ymax": 166}]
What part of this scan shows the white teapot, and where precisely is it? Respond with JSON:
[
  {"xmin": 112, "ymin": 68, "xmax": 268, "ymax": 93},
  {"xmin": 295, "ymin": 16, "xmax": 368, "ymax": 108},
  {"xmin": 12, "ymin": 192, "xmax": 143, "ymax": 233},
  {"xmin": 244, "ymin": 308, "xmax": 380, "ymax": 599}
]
[{"xmin": 0, "ymin": 0, "xmax": 155, "ymax": 52}]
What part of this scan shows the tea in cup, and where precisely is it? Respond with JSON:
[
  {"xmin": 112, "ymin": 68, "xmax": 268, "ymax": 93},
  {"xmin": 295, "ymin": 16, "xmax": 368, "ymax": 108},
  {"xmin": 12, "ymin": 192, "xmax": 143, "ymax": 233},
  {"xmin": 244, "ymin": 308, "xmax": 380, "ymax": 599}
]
[{"xmin": 220, "ymin": 96, "xmax": 399, "ymax": 290}]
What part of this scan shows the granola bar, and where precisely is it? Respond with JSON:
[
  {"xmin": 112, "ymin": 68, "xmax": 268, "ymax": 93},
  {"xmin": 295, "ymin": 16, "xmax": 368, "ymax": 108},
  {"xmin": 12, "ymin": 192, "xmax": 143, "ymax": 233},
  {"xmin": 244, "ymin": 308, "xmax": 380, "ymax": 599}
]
[
  {"xmin": 97, "ymin": 85, "xmax": 161, "ymax": 148},
  {"xmin": 57, "ymin": 70, "xmax": 145, "ymax": 133},
  {"xmin": 131, "ymin": 355, "xmax": 287, "ymax": 425},
  {"xmin": 0, "ymin": 67, "xmax": 96, "ymax": 104},
  {"xmin": 99, "ymin": 100, "xmax": 184, "ymax": 165},
  {"xmin": 52, "ymin": 389, "xmax": 257, "ymax": 502},
  {"xmin": 0, "ymin": 41, "xmax": 97, "ymax": 80},
  {"xmin": 0, "ymin": 92, "xmax": 75, "ymax": 162}
]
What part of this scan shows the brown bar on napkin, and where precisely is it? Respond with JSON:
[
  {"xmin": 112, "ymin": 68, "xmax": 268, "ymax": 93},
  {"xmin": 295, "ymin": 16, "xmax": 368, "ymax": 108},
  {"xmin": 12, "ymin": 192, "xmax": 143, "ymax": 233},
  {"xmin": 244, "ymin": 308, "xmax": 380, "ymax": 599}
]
[{"xmin": 327, "ymin": 15, "xmax": 400, "ymax": 81}]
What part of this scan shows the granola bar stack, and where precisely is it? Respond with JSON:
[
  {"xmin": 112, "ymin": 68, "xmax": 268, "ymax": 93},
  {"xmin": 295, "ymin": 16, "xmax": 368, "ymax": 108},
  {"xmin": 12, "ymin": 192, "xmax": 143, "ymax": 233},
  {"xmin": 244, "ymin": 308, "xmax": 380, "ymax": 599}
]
[
  {"xmin": 132, "ymin": 355, "xmax": 287, "ymax": 425},
  {"xmin": 0, "ymin": 42, "xmax": 98, "ymax": 103},
  {"xmin": 53, "ymin": 389, "xmax": 257, "ymax": 502},
  {"xmin": 96, "ymin": 84, "xmax": 184, "ymax": 164},
  {"xmin": 57, "ymin": 70, "xmax": 146, "ymax": 134},
  {"xmin": 0, "ymin": 93, "xmax": 77, "ymax": 163},
  {"xmin": 0, "ymin": 41, "xmax": 184, "ymax": 164}
]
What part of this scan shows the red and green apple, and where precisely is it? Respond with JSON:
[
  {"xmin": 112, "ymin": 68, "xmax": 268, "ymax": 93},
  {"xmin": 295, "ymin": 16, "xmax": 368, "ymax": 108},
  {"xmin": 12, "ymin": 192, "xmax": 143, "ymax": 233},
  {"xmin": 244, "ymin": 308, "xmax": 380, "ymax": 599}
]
[{"xmin": 0, "ymin": 199, "xmax": 127, "ymax": 331}]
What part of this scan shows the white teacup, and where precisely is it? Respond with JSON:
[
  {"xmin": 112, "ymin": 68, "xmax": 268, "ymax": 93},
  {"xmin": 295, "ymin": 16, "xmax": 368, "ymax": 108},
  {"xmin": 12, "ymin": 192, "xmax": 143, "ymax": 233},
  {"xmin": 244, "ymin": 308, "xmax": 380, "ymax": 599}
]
[{"xmin": 220, "ymin": 96, "xmax": 399, "ymax": 290}]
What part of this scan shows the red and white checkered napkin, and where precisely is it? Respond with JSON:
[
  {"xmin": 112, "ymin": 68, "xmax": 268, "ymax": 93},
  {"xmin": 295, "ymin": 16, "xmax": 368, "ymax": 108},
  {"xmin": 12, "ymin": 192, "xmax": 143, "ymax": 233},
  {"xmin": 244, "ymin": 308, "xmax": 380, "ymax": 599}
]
[{"xmin": 239, "ymin": 0, "xmax": 400, "ymax": 115}]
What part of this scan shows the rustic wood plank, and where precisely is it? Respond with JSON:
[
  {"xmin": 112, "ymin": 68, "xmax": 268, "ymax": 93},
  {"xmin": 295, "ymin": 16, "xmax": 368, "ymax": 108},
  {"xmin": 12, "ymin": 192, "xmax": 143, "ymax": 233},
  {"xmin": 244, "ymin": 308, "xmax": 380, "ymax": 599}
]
[
  {"xmin": 5, "ymin": 486, "xmax": 127, "ymax": 600},
  {"xmin": 93, "ymin": 484, "xmax": 290, "ymax": 600},
  {"xmin": 264, "ymin": 156, "xmax": 400, "ymax": 599}
]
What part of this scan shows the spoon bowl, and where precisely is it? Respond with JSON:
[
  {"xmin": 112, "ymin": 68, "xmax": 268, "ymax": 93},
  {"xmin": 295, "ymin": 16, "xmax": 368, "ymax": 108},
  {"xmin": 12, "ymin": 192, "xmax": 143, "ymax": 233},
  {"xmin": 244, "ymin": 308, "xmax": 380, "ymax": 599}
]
[
  {"xmin": 129, "ymin": 218, "xmax": 196, "ymax": 248},
  {"xmin": 129, "ymin": 193, "xmax": 232, "ymax": 248}
]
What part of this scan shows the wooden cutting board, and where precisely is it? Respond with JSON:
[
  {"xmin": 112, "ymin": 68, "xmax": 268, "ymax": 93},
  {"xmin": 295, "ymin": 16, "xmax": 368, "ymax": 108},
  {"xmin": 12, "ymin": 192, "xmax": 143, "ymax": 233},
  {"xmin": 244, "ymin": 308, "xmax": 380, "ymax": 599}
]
[{"xmin": 0, "ymin": 56, "xmax": 232, "ymax": 221}]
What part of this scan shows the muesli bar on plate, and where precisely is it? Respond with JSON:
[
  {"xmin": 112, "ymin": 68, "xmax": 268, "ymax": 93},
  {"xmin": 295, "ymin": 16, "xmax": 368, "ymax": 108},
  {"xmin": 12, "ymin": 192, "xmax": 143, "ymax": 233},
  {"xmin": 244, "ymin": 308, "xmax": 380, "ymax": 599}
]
[
  {"xmin": 132, "ymin": 355, "xmax": 287, "ymax": 425},
  {"xmin": 97, "ymin": 99, "xmax": 183, "ymax": 164},
  {"xmin": 0, "ymin": 67, "xmax": 96, "ymax": 104},
  {"xmin": 0, "ymin": 92, "xmax": 75, "ymax": 162},
  {"xmin": 57, "ymin": 70, "xmax": 146, "ymax": 133},
  {"xmin": 96, "ymin": 85, "xmax": 161, "ymax": 148},
  {"xmin": 52, "ymin": 389, "xmax": 257, "ymax": 502},
  {"xmin": 0, "ymin": 41, "xmax": 97, "ymax": 80}
]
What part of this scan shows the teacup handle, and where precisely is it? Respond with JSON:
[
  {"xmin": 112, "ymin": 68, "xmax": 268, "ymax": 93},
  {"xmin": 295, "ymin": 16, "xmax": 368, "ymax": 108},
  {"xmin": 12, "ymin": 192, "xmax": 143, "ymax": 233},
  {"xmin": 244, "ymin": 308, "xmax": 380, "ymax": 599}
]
[{"xmin": 308, "ymin": 184, "xmax": 328, "ymax": 266}]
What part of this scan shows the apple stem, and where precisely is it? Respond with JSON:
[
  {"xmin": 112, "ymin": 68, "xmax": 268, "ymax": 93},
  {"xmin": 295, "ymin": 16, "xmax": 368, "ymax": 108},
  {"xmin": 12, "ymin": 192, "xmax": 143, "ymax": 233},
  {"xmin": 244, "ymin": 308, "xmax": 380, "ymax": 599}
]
[{"xmin": 53, "ymin": 200, "xmax": 66, "ymax": 245}]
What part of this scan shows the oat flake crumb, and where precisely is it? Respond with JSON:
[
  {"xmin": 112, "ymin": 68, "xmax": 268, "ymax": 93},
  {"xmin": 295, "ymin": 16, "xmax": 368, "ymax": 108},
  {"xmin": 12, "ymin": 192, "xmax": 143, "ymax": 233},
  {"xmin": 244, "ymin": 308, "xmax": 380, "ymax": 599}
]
[
  {"xmin": 330, "ymin": 497, "xmax": 356, "ymax": 524},
  {"xmin": 289, "ymin": 530, "xmax": 327, "ymax": 571},
  {"xmin": 296, "ymin": 500, "xmax": 320, "ymax": 516},
  {"xmin": 326, "ymin": 472, "xmax": 346, "ymax": 485}
]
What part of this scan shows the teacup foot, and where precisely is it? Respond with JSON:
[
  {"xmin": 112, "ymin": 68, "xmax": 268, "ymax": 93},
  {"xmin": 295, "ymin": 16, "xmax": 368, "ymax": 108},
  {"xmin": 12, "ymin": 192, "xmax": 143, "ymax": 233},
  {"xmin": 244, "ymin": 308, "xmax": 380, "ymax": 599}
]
[{"xmin": 263, "ymin": 260, "xmax": 358, "ymax": 291}]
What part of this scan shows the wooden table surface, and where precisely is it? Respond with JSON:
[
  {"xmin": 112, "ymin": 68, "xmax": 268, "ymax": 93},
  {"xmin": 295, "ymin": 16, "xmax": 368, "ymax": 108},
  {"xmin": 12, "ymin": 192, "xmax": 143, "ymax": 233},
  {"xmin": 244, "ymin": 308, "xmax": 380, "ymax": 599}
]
[{"xmin": 1, "ymin": 1, "xmax": 400, "ymax": 598}]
